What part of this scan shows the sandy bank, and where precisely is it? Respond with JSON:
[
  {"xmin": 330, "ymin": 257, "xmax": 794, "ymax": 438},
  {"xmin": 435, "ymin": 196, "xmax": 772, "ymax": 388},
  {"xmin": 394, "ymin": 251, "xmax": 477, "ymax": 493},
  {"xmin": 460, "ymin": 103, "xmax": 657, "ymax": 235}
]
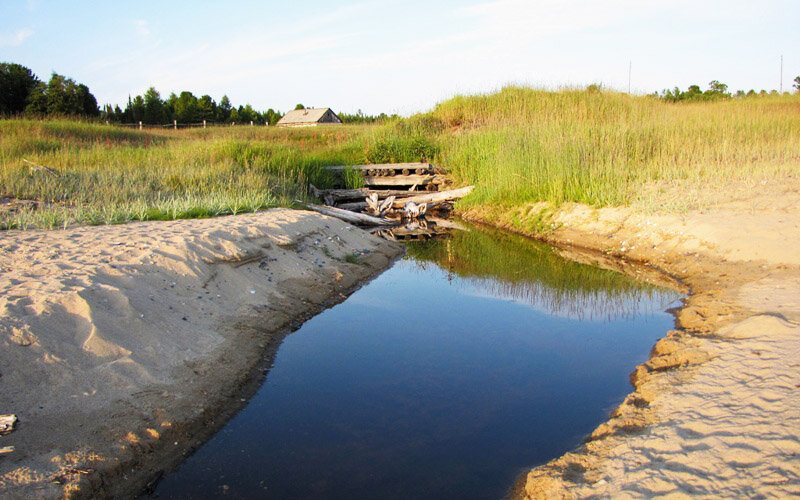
[
  {"xmin": 463, "ymin": 183, "xmax": 800, "ymax": 498},
  {"xmin": 0, "ymin": 209, "xmax": 403, "ymax": 498}
]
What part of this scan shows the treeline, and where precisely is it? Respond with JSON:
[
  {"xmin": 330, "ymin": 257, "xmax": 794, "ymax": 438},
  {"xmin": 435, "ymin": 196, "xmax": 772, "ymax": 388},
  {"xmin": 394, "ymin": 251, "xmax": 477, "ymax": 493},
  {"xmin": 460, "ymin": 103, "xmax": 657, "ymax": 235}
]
[
  {"xmin": 654, "ymin": 77, "xmax": 800, "ymax": 102},
  {"xmin": 0, "ymin": 62, "xmax": 99, "ymax": 116},
  {"xmin": 338, "ymin": 110, "xmax": 400, "ymax": 124},
  {"xmin": 102, "ymin": 88, "xmax": 283, "ymax": 126}
]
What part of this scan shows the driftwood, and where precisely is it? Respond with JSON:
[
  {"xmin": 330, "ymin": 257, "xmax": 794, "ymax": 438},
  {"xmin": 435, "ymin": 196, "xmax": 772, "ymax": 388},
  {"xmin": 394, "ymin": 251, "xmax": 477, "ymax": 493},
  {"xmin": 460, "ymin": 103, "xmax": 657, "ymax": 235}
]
[
  {"xmin": 388, "ymin": 186, "xmax": 474, "ymax": 209},
  {"xmin": 365, "ymin": 194, "xmax": 395, "ymax": 217},
  {"xmin": 22, "ymin": 159, "xmax": 58, "ymax": 176},
  {"xmin": 299, "ymin": 201, "xmax": 398, "ymax": 227},
  {"xmin": 368, "ymin": 216, "xmax": 468, "ymax": 241},
  {"xmin": 336, "ymin": 186, "xmax": 472, "ymax": 213},
  {"xmin": 0, "ymin": 414, "xmax": 17, "ymax": 436},
  {"xmin": 309, "ymin": 185, "xmax": 425, "ymax": 204}
]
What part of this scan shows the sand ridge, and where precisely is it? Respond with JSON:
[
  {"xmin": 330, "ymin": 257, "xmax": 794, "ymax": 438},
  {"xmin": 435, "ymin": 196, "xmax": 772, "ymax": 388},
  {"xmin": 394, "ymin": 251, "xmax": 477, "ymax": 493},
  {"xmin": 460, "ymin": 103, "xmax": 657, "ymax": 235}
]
[{"xmin": 0, "ymin": 209, "xmax": 403, "ymax": 498}]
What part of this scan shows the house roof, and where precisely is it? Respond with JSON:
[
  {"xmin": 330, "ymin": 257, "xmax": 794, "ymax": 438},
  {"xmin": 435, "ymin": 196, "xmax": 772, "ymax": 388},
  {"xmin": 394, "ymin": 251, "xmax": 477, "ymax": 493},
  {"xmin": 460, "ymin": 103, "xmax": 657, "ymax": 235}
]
[{"xmin": 276, "ymin": 108, "xmax": 338, "ymax": 125}]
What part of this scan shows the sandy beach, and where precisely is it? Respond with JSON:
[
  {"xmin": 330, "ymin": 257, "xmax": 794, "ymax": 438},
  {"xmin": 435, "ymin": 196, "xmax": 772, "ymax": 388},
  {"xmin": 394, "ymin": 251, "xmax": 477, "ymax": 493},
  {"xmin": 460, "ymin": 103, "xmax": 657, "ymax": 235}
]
[
  {"xmin": 464, "ymin": 178, "xmax": 800, "ymax": 498},
  {"xmin": 0, "ymin": 209, "xmax": 403, "ymax": 498},
  {"xmin": 2, "ymin": 180, "xmax": 799, "ymax": 498}
]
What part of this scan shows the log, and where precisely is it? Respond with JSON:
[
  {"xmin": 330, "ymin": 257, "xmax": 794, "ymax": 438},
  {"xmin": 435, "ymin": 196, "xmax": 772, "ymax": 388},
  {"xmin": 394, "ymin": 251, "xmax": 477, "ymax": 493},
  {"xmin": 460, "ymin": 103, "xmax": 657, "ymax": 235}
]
[
  {"xmin": 0, "ymin": 414, "xmax": 17, "ymax": 435},
  {"xmin": 309, "ymin": 185, "xmax": 423, "ymax": 203},
  {"xmin": 363, "ymin": 174, "xmax": 438, "ymax": 187},
  {"xmin": 388, "ymin": 186, "xmax": 474, "ymax": 209},
  {"xmin": 337, "ymin": 188, "xmax": 471, "ymax": 213},
  {"xmin": 299, "ymin": 202, "xmax": 398, "ymax": 227}
]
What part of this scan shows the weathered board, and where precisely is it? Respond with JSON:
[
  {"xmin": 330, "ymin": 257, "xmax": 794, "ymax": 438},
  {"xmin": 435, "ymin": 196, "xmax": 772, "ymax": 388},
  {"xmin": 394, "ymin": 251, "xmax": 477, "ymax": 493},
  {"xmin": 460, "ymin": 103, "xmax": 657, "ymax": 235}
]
[{"xmin": 325, "ymin": 163, "xmax": 433, "ymax": 174}]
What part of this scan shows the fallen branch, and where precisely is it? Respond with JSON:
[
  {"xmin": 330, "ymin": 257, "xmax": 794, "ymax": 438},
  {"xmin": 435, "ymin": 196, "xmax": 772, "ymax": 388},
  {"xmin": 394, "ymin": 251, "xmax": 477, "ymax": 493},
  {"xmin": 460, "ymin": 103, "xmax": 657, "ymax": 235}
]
[{"xmin": 23, "ymin": 159, "xmax": 58, "ymax": 176}]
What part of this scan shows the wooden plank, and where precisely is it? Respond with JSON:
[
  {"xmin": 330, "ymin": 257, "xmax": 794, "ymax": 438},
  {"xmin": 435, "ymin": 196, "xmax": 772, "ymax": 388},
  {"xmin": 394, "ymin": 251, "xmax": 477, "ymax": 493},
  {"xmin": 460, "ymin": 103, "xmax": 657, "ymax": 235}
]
[
  {"xmin": 300, "ymin": 202, "xmax": 398, "ymax": 227},
  {"xmin": 363, "ymin": 174, "xmax": 437, "ymax": 187},
  {"xmin": 324, "ymin": 162, "xmax": 431, "ymax": 172}
]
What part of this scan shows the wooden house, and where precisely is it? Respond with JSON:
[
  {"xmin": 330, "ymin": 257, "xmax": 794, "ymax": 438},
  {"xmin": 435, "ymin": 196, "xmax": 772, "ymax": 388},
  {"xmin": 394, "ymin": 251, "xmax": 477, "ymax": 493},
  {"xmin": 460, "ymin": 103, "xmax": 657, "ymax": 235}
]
[{"xmin": 276, "ymin": 108, "xmax": 343, "ymax": 127}]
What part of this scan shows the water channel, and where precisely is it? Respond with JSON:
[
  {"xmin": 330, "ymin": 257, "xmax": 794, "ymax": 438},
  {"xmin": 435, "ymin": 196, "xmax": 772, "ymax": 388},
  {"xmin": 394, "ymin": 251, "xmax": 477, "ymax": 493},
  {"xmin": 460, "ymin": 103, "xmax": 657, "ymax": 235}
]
[{"xmin": 153, "ymin": 222, "xmax": 682, "ymax": 499}]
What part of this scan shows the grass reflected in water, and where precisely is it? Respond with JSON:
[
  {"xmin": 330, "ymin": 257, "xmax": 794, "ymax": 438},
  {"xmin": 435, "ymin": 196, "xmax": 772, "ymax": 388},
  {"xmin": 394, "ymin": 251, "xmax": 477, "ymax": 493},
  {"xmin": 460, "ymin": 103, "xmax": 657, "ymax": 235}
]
[{"xmin": 405, "ymin": 223, "xmax": 673, "ymax": 321}]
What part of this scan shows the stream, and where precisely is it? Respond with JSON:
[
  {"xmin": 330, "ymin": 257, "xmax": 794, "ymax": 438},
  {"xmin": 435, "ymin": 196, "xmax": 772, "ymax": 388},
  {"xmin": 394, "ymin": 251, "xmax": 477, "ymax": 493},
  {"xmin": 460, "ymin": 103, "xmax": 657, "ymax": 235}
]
[{"xmin": 152, "ymin": 222, "xmax": 681, "ymax": 499}]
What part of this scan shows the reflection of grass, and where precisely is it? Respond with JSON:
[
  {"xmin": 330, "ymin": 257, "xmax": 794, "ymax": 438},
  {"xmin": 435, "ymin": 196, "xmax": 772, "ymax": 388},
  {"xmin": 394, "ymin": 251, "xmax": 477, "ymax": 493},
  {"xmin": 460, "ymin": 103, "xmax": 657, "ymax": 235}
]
[{"xmin": 405, "ymin": 223, "xmax": 677, "ymax": 320}]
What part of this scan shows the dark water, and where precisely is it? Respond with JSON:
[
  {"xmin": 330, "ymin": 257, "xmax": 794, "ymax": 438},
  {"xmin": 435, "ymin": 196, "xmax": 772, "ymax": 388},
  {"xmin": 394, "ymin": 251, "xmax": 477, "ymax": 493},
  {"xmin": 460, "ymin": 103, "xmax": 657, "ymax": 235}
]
[{"xmin": 153, "ymin": 224, "xmax": 681, "ymax": 499}]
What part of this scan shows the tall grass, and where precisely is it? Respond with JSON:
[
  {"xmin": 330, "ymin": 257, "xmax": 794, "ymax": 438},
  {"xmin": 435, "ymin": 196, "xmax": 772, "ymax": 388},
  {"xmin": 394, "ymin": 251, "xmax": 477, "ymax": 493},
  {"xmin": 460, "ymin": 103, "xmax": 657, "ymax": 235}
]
[
  {"xmin": 430, "ymin": 86, "xmax": 800, "ymax": 207},
  {"xmin": 3, "ymin": 89, "xmax": 799, "ymax": 230},
  {"xmin": 0, "ymin": 120, "xmax": 381, "ymax": 229}
]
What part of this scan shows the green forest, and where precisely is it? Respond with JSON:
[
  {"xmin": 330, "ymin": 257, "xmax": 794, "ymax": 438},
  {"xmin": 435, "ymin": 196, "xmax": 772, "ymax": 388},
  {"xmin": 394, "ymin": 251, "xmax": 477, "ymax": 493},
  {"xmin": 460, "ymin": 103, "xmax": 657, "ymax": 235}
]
[{"xmin": 0, "ymin": 62, "xmax": 398, "ymax": 126}]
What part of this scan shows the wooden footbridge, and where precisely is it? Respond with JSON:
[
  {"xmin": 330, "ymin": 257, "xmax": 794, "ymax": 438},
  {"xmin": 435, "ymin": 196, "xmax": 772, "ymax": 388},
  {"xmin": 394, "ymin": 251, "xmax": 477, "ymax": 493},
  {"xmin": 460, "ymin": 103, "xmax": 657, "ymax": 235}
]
[{"xmin": 301, "ymin": 162, "xmax": 474, "ymax": 231}]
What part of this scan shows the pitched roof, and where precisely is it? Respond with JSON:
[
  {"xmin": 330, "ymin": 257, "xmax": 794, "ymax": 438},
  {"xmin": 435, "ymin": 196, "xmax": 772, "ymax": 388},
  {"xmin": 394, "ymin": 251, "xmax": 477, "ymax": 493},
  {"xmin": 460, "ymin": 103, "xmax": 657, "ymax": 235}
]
[{"xmin": 276, "ymin": 108, "xmax": 339, "ymax": 125}]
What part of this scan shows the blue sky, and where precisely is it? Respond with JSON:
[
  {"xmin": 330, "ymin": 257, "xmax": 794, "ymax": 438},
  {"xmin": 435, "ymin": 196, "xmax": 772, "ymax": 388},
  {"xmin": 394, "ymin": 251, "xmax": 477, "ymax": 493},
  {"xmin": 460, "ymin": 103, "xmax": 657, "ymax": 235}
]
[{"xmin": 2, "ymin": 0, "xmax": 798, "ymax": 115}]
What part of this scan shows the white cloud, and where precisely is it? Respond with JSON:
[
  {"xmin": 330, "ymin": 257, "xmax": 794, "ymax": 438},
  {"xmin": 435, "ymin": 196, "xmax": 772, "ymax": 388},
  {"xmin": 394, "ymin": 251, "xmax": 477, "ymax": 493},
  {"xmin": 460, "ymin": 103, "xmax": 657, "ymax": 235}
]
[
  {"xmin": 133, "ymin": 19, "xmax": 150, "ymax": 38},
  {"xmin": 0, "ymin": 28, "xmax": 34, "ymax": 47}
]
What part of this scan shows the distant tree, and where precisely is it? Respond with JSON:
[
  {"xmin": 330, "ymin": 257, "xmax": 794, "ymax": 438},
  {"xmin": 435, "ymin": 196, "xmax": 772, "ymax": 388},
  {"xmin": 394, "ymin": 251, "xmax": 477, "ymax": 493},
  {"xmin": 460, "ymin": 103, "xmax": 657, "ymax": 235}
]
[
  {"xmin": 24, "ymin": 82, "xmax": 48, "ymax": 114},
  {"xmin": 174, "ymin": 91, "xmax": 199, "ymax": 123},
  {"xmin": 0, "ymin": 62, "xmax": 40, "ymax": 115},
  {"xmin": 143, "ymin": 87, "xmax": 166, "ymax": 124},
  {"xmin": 128, "ymin": 95, "xmax": 145, "ymax": 122},
  {"xmin": 294, "ymin": 103, "xmax": 305, "ymax": 110},
  {"xmin": 197, "ymin": 95, "xmax": 216, "ymax": 122},
  {"xmin": 236, "ymin": 104, "xmax": 262, "ymax": 124},
  {"xmin": 794, "ymin": 76, "xmax": 800, "ymax": 93},
  {"xmin": 685, "ymin": 84, "xmax": 703, "ymax": 100},
  {"xmin": 264, "ymin": 108, "xmax": 281, "ymax": 126},
  {"xmin": 734, "ymin": 90, "xmax": 745, "ymax": 97},
  {"xmin": 25, "ymin": 72, "xmax": 98, "ymax": 116},
  {"xmin": 704, "ymin": 80, "xmax": 730, "ymax": 100},
  {"xmin": 217, "ymin": 95, "xmax": 232, "ymax": 122},
  {"xmin": 586, "ymin": 83, "xmax": 602, "ymax": 93},
  {"xmin": 747, "ymin": 89, "xmax": 756, "ymax": 96}
]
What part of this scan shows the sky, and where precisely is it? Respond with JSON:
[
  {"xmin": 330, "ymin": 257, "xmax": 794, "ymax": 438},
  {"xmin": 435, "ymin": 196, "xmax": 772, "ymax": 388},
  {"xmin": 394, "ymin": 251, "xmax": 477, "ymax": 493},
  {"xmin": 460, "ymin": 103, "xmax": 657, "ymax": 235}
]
[{"xmin": 1, "ymin": 0, "xmax": 798, "ymax": 115}]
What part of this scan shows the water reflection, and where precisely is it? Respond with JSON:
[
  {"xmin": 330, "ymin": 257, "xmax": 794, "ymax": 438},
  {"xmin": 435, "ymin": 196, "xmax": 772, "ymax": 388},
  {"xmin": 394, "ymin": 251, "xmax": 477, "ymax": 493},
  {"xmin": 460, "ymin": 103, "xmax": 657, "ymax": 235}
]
[
  {"xmin": 152, "ymin": 222, "xmax": 682, "ymax": 500},
  {"xmin": 405, "ymin": 223, "xmax": 676, "ymax": 321}
]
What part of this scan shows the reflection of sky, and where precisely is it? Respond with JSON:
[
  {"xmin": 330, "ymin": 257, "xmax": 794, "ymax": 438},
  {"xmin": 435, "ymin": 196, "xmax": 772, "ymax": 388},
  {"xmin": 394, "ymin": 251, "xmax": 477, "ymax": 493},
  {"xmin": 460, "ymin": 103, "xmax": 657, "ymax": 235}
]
[
  {"xmin": 401, "ymin": 256, "xmax": 681, "ymax": 323},
  {"xmin": 156, "ymin": 234, "xmax": 682, "ymax": 500}
]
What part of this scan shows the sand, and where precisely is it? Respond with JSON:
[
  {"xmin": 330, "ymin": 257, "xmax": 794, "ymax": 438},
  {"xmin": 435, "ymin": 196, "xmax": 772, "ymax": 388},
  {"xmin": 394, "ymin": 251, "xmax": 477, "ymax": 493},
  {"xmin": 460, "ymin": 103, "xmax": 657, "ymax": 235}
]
[
  {"xmin": 0, "ymin": 209, "xmax": 403, "ymax": 498},
  {"xmin": 3, "ymin": 181, "xmax": 799, "ymax": 499},
  {"xmin": 464, "ymin": 179, "xmax": 800, "ymax": 498}
]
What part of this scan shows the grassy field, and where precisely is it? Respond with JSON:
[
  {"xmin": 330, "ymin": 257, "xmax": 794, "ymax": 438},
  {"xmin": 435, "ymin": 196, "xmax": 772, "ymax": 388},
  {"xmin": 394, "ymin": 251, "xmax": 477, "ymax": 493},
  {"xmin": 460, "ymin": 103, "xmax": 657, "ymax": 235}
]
[
  {"xmin": 429, "ymin": 86, "xmax": 800, "ymax": 208},
  {"xmin": 2, "ymin": 87, "xmax": 799, "ymax": 230},
  {"xmin": 0, "ymin": 120, "xmax": 376, "ymax": 229}
]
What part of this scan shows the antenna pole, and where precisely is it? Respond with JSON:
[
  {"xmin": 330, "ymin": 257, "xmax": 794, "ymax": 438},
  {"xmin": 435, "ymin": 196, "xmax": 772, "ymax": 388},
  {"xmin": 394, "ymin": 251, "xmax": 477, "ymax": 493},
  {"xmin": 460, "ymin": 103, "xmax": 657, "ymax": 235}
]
[{"xmin": 628, "ymin": 60, "xmax": 632, "ymax": 94}]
